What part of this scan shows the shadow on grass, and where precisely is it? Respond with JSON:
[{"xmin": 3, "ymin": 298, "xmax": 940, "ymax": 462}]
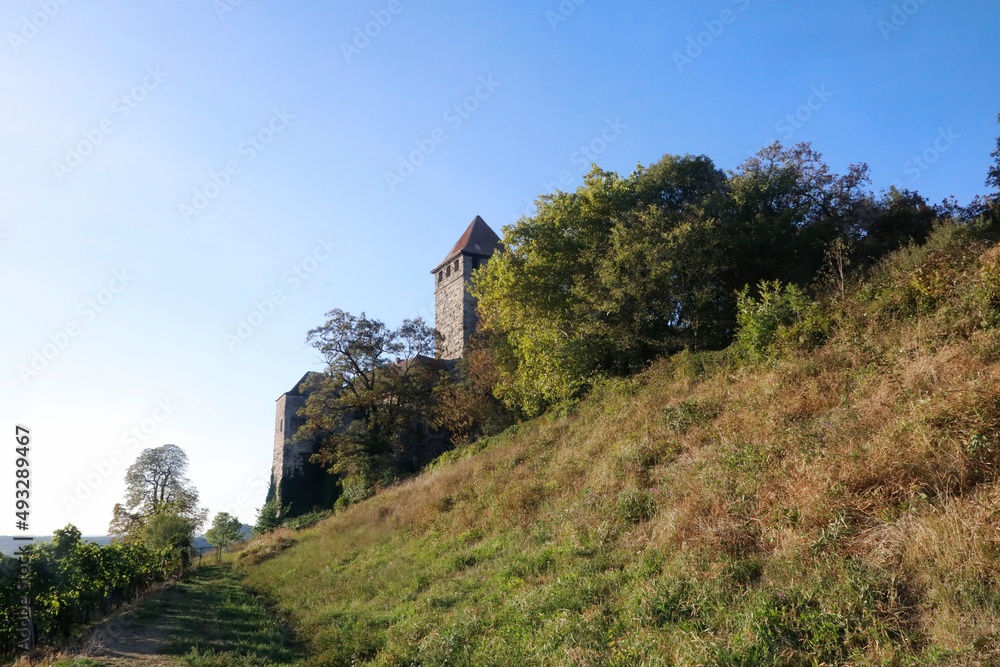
[{"xmin": 157, "ymin": 565, "xmax": 303, "ymax": 666}]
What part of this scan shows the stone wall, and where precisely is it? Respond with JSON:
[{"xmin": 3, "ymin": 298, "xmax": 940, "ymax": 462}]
[
  {"xmin": 272, "ymin": 392, "xmax": 325, "ymax": 513},
  {"xmin": 434, "ymin": 254, "xmax": 487, "ymax": 360}
]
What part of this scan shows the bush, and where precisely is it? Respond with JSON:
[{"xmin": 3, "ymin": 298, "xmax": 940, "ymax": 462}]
[
  {"xmin": 252, "ymin": 499, "xmax": 287, "ymax": 537},
  {"xmin": 734, "ymin": 281, "xmax": 826, "ymax": 361}
]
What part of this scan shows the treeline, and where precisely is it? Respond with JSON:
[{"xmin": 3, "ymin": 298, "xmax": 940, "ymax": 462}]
[
  {"xmin": 473, "ymin": 140, "xmax": 999, "ymax": 414},
  {"xmin": 0, "ymin": 525, "xmax": 175, "ymax": 655}
]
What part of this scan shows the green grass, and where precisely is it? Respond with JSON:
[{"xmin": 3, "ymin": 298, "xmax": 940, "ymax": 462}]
[
  {"xmin": 161, "ymin": 565, "xmax": 303, "ymax": 666},
  {"xmin": 35, "ymin": 565, "xmax": 302, "ymax": 667},
  {"xmin": 237, "ymin": 225, "xmax": 1000, "ymax": 665}
]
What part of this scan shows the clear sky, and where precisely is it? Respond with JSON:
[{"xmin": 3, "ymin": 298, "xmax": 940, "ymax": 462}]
[{"xmin": 1, "ymin": 0, "xmax": 998, "ymax": 535}]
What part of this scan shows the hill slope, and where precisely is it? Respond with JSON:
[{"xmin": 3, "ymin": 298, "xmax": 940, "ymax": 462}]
[{"xmin": 241, "ymin": 223, "xmax": 1000, "ymax": 666}]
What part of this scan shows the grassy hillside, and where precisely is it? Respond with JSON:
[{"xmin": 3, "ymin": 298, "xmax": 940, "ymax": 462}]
[{"xmin": 241, "ymin": 223, "xmax": 1000, "ymax": 666}]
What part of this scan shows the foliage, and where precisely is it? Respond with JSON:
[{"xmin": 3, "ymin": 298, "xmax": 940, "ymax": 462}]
[
  {"xmin": 732, "ymin": 280, "xmax": 831, "ymax": 361},
  {"xmin": 281, "ymin": 510, "xmax": 330, "ymax": 532},
  {"xmin": 851, "ymin": 186, "xmax": 938, "ymax": 264},
  {"xmin": 297, "ymin": 310, "xmax": 442, "ymax": 504},
  {"xmin": 0, "ymin": 524, "xmax": 169, "ymax": 656},
  {"xmin": 205, "ymin": 512, "xmax": 245, "ymax": 549},
  {"xmin": 988, "ymin": 111, "xmax": 1000, "ymax": 193},
  {"xmin": 142, "ymin": 511, "xmax": 199, "ymax": 553},
  {"xmin": 253, "ymin": 499, "xmax": 287, "ymax": 537},
  {"xmin": 109, "ymin": 444, "xmax": 207, "ymax": 542},
  {"xmin": 432, "ymin": 329, "xmax": 519, "ymax": 445},
  {"xmin": 474, "ymin": 144, "xmax": 887, "ymax": 414}
]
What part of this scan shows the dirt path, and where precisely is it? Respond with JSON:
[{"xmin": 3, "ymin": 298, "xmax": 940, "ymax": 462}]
[
  {"xmin": 32, "ymin": 564, "xmax": 303, "ymax": 667},
  {"xmin": 76, "ymin": 583, "xmax": 181, "ymax": 666}
]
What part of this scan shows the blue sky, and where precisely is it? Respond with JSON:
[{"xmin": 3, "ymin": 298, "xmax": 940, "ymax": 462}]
[{"xmin": 1, "ymin": 0, "xmax": 998, "ymax": 535}]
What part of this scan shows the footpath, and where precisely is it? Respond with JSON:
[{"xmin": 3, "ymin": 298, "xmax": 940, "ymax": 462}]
[{"xmin": 31, "ymin": 565, "xmax": 303, "ymax": 667}]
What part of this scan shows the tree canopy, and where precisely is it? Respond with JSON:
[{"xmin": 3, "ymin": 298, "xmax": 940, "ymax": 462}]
[
  {"xmin": 296, "ymin": 310, "xmax": 441, "ymax": 508},
  {"xmin": 109, "ymin": 444, "xmax": 206, "ymax": 542},
  {"xmin": 205, "ymin": 512, "xmax": 244, "ymax": 548},
  {"xmin": 473, "ymin": 142, "xmax": 955, "ymax": 414}
]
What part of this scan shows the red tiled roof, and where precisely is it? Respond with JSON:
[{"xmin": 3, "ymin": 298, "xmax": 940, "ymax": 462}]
[{"xmin": 431, "ymin": 216, "xmax": 503, "ymax": 273}]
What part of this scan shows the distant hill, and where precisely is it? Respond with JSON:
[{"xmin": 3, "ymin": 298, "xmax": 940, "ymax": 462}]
[
  {"xmin": 0, "ymin": 535, "xmax": 111, "ymax": 556},
  {"xmin": 2, "ymin": 534, "xmax": 215, "ymax": 556}
]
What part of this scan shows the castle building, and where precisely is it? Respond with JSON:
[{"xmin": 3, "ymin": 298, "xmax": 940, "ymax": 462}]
[{"xmin": 269, "ymin": 216, "xmax": 503, "ymax": 514}]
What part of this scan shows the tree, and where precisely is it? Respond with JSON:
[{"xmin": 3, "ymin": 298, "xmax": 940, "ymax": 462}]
[
  {"xmin": 296, "ymin": 311, "xmax": 441, "ymax": 507},
  {"xmin": 109, "ymin": 444, "xmax": 206, "ymax": 541},
  {"xmin": 473, "ymin": 155, "xmax": 728, "ymax": 413},
  {"xmin": 433, "ymin": 329, "xmax": 518, "ymax": 445},
  {"xmin": 142, "ymin": 511, "xmax": 198, "ymax": 551},
  {"xmin": 988, "ymin": 112, "xmax": 1000, "ymax": 193},
  {"xmin": 253, "ymin": 499, "xmax": 286, "ymax": 536},
  {"xmin": 851, "ymin": 187, "xmax": 938, "ymax": 264},
  {"xmin": 205, "ymin": 512, "xmax": 244, "ymax": 549},
  {"xmin": 473, "ymin": 145, "xmax": 873, "ymax": 414}
]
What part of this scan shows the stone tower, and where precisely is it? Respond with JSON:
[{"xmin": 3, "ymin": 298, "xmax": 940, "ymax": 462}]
[
  {"xmin": 431, "ymin": 216, "xmax": 503, "ymax": 360},
  {"xmin": 271, "ymin": 371, "xmax": 326, "ymax": 512}
]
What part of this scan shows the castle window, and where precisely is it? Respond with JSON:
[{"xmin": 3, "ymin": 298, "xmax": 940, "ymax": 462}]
[
  {"xmin": 446, "ymin": 265, "xmax": 451, "ymax": 278},
  {"xmin": 472, "ymin": 257, "xmax": 480, "ymax": 270},
  {"xmin": 280, "ymin": 418, "xmax": 284, "ymax": 431},
  {"xmin": 437, "ymin": 272, "xmax": 442, "ymax": 284},
  {"xmin": 454, "ymin": 259, "xmax": 460, "ymax": 272}
]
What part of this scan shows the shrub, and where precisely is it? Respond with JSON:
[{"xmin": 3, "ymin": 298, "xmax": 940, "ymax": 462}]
[
  {"xmin": 252, "ymin": 499, "xmax": 287, "ymax": 537},
  {"xmin": 734, "ymin": 281, "xmax": 818, "ymax": 361}
]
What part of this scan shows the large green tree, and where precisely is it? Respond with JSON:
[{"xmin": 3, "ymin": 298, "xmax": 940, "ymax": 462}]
[
  {"xmin": 473, "ymin": 144, "xmax": 875, "ymax": 414},
  {"xmin": 295, "ymin": 310, "xmax": 440, "ymax": 507},
  {"xmin": 109, "ymin": 444, "xmax": 207, "ymax": 542}
]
